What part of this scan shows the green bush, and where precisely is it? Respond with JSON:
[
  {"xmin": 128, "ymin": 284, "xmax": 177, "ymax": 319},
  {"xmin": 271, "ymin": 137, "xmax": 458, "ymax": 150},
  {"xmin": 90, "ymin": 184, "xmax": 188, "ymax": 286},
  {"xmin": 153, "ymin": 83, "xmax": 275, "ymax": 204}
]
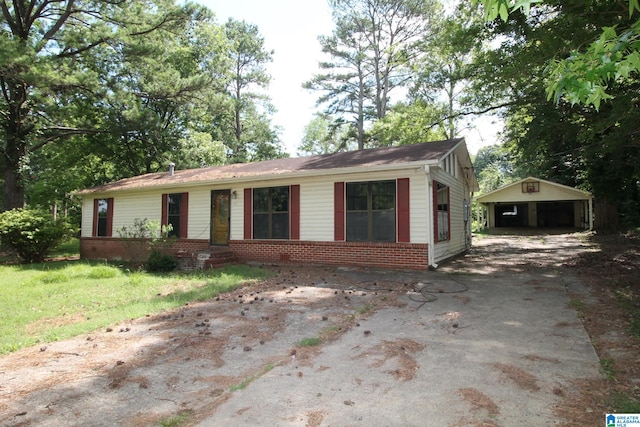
[
  {"xmin": 147, "ymin": 249, "xmax": 178, "ymax": 272},
  {"xmin": 0, "ymin": 208, "xmax": 73, "ymax": 263}
]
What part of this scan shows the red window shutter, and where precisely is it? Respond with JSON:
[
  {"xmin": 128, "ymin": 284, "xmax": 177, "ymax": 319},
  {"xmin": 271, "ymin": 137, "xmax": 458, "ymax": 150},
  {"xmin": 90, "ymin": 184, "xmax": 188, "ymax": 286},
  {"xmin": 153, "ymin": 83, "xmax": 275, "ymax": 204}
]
[
  {"xmin": 244, "ymin": 188, "xmax": 252, "ymax": 239},
  {"xmin": 397, "ymin": 178, "xmax": 410, "ymax": 242},
  {"xmin": 161, "ymin": 194, "xmax": 169, "ymax": 227},
  {"xmin": 432, "ymin": 180, "xmax": 439, "ymax": 242},
  {"xmin": 290, "ymin": 185, "xmax": 300, "ymax": 240},
  {"xmin": 334, "ymin": 182, "xmax": 345, "ymax": 241},
  {"xmin": 92, "ymin": 199, "xmax": 99, "ymax": 237},
  {"xmin": 106, "ymin": 198, "xmax": 114, "ymax": 237},
  {"xmin": 179, "ymin": 192, "xmax": 188, "ymax": 238}
]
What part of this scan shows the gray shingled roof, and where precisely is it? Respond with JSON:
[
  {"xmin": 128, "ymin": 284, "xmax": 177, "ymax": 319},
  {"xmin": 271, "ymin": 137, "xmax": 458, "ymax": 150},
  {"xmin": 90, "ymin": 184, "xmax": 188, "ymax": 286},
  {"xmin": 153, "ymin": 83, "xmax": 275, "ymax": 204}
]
[{"xmin": 77, "ymin": 138, "xmax": 465, "ymax": 195}]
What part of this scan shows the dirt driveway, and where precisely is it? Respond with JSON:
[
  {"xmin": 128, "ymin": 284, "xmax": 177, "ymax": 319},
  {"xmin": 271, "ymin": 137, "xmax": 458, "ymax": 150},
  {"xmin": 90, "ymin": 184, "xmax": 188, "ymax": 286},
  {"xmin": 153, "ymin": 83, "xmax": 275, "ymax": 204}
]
[{"xmin": 0, "ymin": 233, "xmax": 604, "ymax": 426}]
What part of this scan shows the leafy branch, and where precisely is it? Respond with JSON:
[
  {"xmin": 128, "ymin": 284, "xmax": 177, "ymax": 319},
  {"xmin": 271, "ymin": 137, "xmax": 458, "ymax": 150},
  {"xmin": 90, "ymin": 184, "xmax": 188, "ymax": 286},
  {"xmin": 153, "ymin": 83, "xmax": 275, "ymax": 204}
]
[{"xmin": 477, "ymin": 0, "xmax": 640, "ymax": 109}]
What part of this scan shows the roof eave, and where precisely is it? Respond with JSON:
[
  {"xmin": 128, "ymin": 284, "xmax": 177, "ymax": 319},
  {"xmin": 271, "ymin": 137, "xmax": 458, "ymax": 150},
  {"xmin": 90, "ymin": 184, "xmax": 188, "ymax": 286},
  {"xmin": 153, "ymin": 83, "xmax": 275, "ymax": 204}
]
[{"xmin": 75, "ymin": 159, "xmax": 441, "ymax": 197}]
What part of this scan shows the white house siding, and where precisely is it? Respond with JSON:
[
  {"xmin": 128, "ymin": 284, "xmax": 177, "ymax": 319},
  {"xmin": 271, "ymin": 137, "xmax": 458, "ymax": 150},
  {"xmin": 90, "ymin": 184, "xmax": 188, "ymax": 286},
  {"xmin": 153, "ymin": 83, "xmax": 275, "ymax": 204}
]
[
  {"xmin": 81, "ymin": 192, "xmax": 162, "ymax": 238},
  {"xmin": 80, "ymin": 197, "xmax": 93, "ymax": 237},
  {"xmin": 229, "ymin": 186, "xmax": 244, "ymax": 241},
  {"xmin": 113, "ymin": 193, "xmax": 161, "ymax": 234},
  {"xmin": 186, "ymin": 187, "xmax": 213, "ymax": 241},
  {"xmin": 430, "ymin": 166, "xmax": 472, "ymax": 264},
  {"xmin": 408, "ymin": 172, "xmax": 429, "ymax": 244},
  {"xmin": 298, "ymin": 179, "xmax": 334, "ymax": 241},
  {"xmin": 228, "ymin": 168, "xmax": 430, "ymax": 244}
]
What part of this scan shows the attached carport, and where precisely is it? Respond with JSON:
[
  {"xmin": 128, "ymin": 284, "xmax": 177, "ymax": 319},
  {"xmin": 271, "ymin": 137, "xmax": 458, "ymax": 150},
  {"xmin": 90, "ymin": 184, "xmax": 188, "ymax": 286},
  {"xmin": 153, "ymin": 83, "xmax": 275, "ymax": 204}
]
[{"xmin": 476, "ymin": 177, "xmax": 593, "ymax": 230}]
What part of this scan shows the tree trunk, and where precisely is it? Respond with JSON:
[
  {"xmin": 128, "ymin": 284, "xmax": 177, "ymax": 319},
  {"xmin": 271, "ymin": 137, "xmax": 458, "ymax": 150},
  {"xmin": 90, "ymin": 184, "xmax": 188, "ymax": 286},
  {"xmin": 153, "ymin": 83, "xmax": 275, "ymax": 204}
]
[
  {"xmin": 2, "ymin": 75, "xmax": 31, "ymax": 211},
  {"xmin": 3, "ymin": 166, "xmax": 25, "ymax": 211},
  {"xmin": 593, "ymin": 198, "xmax": 618, "ymax": 230},
  {"xmin": 3, "ymin": 126, "xmax": 28, "ymax": 211},
  {"xmin": 357, "ymin": 63, "xmax": 366, "ymax": 150}
]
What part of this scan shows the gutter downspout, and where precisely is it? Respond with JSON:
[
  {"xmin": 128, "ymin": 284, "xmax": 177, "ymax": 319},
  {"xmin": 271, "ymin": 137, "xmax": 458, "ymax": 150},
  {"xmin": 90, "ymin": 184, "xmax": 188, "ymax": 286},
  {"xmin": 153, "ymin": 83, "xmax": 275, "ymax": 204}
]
[{"xmin": 424, "ymin": 165, "xmax": 437, "ymax": 269}]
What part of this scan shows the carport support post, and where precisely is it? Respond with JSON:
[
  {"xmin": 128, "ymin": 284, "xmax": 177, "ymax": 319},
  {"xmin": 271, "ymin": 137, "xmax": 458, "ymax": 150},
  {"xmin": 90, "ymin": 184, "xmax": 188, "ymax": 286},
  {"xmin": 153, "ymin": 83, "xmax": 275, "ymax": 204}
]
[{"xmin": 588, "ymin": 198, "xmax": 593, "ymax": 230}]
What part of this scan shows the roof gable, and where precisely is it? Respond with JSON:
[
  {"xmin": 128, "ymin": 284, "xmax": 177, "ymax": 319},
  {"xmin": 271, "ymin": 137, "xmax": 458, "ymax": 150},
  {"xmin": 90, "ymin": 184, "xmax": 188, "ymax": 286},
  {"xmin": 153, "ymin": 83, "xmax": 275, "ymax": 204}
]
[
  {"xmin": 476, "ymin": 177, "xmax": 591, "ymax": 203},
  {"xmin": 77, "ymin": 138, "xmax": 470, "ymax": 195}
]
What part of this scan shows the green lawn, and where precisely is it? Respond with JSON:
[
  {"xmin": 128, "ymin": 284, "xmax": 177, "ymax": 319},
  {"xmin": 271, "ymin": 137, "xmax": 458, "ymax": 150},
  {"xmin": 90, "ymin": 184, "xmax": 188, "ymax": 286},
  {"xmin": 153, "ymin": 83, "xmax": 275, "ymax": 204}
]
[{"xmin": 0, "ymin": 261, "xmax": 272, "ymax": 355}]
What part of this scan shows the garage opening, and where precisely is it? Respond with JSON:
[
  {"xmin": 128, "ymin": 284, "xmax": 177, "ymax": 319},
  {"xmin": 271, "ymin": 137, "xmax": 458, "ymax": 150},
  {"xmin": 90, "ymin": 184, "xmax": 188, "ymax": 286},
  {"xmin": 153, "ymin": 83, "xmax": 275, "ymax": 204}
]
[
  {"xmin": 495, "ymin": 203, "xmax": 528, "ymax": 227},
  {"xmin": 537, "ymin": 202, "xmax": 574, "ymax": 227}
]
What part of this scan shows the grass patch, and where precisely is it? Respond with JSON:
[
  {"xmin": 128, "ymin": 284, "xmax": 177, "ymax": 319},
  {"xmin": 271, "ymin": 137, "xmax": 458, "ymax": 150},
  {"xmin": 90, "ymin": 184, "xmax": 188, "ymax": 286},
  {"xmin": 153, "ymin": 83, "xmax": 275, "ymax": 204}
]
[
  {"xmin": 230, "ymin": 364, "xmax": 274, "ymax": 392},
  {"xmin": 613, "ymin": 289, "xmax": 640, "ymax": 338},
  {"xmin": 350, "ymin": 303, "xmax": 374, "ymax": 319},
  {"xmin": 155, "ymin": 410, "xmax": 193, "ymax": 427},
  {"xmin": 472, "ymin": 226, "xmax": 491, "ymax": 236},
  {"xmin": 50, "ymin": 238, "xmax": 80, "ymax": 258},
  {"xmin": 609, "ymin": 392, "xmax": 640, "ymax": 413},
  {"xmin": 568, "ymin": 298, "xmax": 585, "ymax": 317},
  {"xmin": 600, "ymin": 358, "xmax": 616, "ymax": 381},
  {"xmin": 0, "ymin": 261, "xmax": 272, "ymax": 355},
  {"xmin": 356, "ymin": 304, "xmax": 373, "ymax": 315},
  {"xmin": 321, "ymin": 324, "xmax": 340, "ymax": 334},
  {"xmin": 298, "ymin": 337, "xmax": 321, "ymax": 347}
]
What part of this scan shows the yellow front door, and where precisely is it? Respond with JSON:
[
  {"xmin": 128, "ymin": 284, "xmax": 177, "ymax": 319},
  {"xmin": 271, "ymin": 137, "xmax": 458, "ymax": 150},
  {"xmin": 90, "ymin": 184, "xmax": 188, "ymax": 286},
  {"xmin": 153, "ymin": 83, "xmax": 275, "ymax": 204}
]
[{"xmin": 211, "ymin": 190, "xmax": 230, "ymax": 245}]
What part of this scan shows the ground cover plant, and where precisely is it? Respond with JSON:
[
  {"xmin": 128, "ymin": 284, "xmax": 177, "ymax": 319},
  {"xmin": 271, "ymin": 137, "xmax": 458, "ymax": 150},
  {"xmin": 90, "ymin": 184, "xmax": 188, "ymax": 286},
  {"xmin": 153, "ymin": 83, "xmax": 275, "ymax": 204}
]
[{"xmin": 0, "ymin": 261, "xmax": 272, "ymax": 355}]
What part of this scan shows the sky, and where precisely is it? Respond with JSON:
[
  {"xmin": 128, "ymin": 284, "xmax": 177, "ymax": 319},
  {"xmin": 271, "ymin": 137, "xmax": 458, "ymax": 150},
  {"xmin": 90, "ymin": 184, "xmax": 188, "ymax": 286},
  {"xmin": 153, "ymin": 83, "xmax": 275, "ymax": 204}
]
[{"xmin": 198, "ymin": 0, "xmax": 502, "ymax": 156}]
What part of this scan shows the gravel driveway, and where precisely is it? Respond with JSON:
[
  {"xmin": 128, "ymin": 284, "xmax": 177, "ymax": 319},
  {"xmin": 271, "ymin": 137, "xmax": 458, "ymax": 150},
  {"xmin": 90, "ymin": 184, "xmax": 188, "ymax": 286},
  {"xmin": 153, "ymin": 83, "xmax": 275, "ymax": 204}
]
[{"xmin": 0, "ymin": 232, "xmax": 603, "ymax": 427}]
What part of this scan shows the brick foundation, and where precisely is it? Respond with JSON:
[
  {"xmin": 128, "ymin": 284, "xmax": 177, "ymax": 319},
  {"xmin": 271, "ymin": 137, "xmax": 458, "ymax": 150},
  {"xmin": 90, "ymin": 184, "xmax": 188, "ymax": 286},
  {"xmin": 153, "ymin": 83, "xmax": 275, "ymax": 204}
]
[
  {"xmin": 80, "ymin": 238, "xmax": 430, "ymax": 270},
  {"xmin": 80, "ymin": 238, "xmax": 212, "ymax": 264},
  {"xmin": 229, "ymin": 240, "xmax": 429, "ymax": 270}
]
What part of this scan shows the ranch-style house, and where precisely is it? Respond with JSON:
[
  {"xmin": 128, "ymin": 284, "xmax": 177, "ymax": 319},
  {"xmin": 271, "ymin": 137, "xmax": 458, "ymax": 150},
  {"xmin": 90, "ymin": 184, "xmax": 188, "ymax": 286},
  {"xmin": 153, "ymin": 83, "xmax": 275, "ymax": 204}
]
[{"xmin": 77, "ymin": 138, "xmax": 479, "ymax": 270}]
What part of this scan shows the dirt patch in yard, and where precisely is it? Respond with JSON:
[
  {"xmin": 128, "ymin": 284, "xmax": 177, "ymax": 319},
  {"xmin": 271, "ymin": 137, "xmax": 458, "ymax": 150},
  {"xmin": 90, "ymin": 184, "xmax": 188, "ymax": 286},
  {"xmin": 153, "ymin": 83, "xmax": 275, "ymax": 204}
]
[
  {"xmin": 459, "ymin": 387, "xmax": 500, "ymax": 415},
  {"xmin": 353, "ymin": 338, "xmax": 425, "ymax": 382},
  {"xmin": 490, "ymin": 362, "xmax": 540, "ymax": 392}
]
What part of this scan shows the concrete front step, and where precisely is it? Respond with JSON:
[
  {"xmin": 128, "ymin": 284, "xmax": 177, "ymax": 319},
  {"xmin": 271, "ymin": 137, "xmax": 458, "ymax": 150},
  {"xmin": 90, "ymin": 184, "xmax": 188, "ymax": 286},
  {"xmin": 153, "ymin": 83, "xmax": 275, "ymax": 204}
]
[
  {"xmin": 176, "ymin": 248, "xmax": 239, "ymax": 270},
  {"xmin": 203, "ymin": 251, "xmax": 239, "ymax": 268}
]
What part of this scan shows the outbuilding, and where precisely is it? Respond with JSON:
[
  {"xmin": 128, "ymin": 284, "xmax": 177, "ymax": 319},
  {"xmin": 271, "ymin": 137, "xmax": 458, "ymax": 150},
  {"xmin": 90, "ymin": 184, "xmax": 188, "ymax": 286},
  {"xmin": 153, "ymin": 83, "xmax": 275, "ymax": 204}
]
[
  {"xmin": 475, "ymin": 177, "xmax": 593, "ymax": 230},
  {"xmin": 76, "ymin": 138, "xmax": 479, "ymax": 270}
]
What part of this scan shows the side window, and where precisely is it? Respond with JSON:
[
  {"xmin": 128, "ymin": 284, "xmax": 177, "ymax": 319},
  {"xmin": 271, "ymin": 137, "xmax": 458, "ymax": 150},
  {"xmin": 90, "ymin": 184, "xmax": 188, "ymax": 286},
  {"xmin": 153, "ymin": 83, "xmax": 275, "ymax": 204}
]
[
  {"xmin": 253, "ymin": 186, "xmax": 290, "ymax": 239},
  {"xmin": 435, "ymin": 181, "xmax": 450, "ymax": 242},
  {"xmin": 93, "ymin": 198, "xmax": 113, "ymax": 237},
  {"xmin": 346, "ymin": 180, "xmax": 396, "ymax": 242},
  {"xmin": 167, "ymin": 193, "xmax": 182, "ymax": 238},
  {"xmin": 162, "ymin": 193, "xmax": 188, "ymax": 238}
]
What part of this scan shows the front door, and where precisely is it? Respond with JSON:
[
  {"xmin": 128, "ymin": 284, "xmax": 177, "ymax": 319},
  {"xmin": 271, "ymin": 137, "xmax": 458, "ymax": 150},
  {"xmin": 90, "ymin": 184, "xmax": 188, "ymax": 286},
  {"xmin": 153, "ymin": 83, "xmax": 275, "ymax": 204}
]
[{"xmin": 211, "ymin": 190, "xmax": 230, "ymax": 245}]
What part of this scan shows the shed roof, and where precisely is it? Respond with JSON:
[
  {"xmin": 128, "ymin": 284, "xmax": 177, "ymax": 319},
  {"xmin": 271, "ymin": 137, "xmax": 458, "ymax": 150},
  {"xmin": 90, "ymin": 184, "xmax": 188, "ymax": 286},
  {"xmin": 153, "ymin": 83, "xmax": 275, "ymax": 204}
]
[
  {"xmin": 475, "ymin": 176, "xmax": 592, "ymax": 203},
  {"xmin": 77, "ymin": 138, "xmax": 476, "ymax": 195}
]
